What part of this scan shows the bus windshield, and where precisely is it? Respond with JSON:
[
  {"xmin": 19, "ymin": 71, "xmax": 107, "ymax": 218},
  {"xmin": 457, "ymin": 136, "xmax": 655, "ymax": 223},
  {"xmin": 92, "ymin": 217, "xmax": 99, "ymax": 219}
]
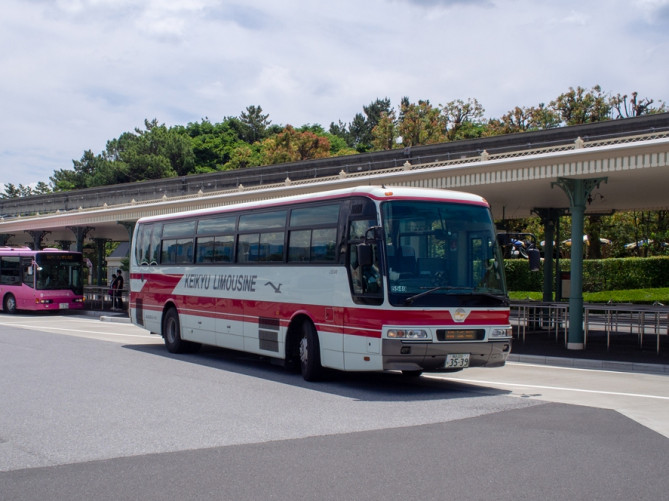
[
  {"xmin": 35, "ymin": 253, "xmax": 84, "ymax": 294},
  {"xmin": 381, "ymin": 200, "xmax": 507, "ymax": 307}
]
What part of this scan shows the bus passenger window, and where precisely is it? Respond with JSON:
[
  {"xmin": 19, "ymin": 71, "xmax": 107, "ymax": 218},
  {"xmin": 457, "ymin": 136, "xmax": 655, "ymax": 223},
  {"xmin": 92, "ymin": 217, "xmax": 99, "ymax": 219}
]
[
  {"xmin": 288, "ymin": 230, "xmax": 310, "ymax": 262},
  {"xmin": 259, "ymin": 232, "xmax": 284, "ymax": 262},
  {"xmin": 312, "ymin": 228, "xmax": 336, "ymax": 262},
  {"xmin": 237, "ymin": 234, "xmax": 259, "ymax": 263}
]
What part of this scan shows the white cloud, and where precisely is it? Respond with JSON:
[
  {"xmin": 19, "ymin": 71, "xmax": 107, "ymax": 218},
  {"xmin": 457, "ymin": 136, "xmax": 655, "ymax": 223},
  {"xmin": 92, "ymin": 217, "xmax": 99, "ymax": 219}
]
[{"xmin": 1, "ymin": 0, "xmax": 668, "ymax": 188}]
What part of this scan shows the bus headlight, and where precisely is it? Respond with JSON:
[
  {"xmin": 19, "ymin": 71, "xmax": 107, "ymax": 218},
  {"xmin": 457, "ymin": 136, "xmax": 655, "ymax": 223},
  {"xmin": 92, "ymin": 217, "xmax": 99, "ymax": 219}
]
[
  {"xmin": 490, "ymin": 327, "xmax": 512, "ymax": 338},
  {"xmin": 387, "ymin": 329, "xmax": 429, "ymax": 339}
]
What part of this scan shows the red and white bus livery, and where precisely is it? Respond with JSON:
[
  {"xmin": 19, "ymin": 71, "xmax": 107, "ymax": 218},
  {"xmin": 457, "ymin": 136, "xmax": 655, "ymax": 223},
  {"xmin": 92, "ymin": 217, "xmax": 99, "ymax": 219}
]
[
  {"xmin": 0, "ymin": 247, "xmax": 85, "ymax": 313},
  {"xmin": 130, "ymin": 186, "xmax": 512, "ymax": 380}
]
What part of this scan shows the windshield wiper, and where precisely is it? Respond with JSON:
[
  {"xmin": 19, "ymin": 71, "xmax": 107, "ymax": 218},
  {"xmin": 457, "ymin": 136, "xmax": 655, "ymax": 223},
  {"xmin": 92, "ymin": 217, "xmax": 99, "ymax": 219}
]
[
  {"xmin": 404, "ymin": 286, "xmax": 470, "ymax": 304},
  {"xmin": 404, "ymin": 286, "xmax": 508, "ymax": 305}
]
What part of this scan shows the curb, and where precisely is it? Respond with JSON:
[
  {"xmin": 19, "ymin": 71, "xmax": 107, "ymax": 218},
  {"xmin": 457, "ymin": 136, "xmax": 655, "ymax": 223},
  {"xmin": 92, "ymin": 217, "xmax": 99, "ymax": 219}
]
[
  {"xmin": 99, "ymin": 315, "xmax": 131, "ymax": 323},
  {"xmin": 508, "ymin": 353, "xmax": 669, "ymax": 375},
  {"xmin": 78, "ymin": 310, "xmax": 131, "ymax": 323}
]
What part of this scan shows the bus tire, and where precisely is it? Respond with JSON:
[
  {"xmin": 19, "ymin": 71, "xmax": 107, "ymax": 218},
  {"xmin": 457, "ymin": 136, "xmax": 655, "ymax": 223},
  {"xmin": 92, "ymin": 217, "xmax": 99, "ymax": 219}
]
[
  {"xmin": 162, "ymin": 307, "xmax": 200, "ymax": 354},
  {"xmin": 299, "ymin": 321, "xmax": 323, "ymax": 381},
  {"xmin": 3, "ymin": 294, "xmax": 17, "ymax": 314}
]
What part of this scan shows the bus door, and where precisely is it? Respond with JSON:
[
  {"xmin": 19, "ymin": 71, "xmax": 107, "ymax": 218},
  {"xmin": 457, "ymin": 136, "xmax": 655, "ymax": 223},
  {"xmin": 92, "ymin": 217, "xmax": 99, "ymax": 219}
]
[{"xmin": 344, "ymin": 217, "xmax": 384, "ymax": 366}]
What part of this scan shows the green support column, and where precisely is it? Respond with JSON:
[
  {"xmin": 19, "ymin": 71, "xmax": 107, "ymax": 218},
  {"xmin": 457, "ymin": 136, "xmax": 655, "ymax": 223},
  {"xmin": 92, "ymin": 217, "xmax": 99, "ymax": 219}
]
[
  {"xmin": 93, "ymin": 238, "xmax": 108, "ymax": 286},
  {"xmin": 68, "ymin": 226, "xmax": 94, "ymax": 253},
  {"xmin": 27, "ymin": 230, "xmax": 49, "ymax": 250},
  {"xmin": 553, "ymin": 177, "xmax": 606, "ymax": 350},
  {"xmin": 532, "ymin": 208, "xmax": 566, "ymax": 303}
]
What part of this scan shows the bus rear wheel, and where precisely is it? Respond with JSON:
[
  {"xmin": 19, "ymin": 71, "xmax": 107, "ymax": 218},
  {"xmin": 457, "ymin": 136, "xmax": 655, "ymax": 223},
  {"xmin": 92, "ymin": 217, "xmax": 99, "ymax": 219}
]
[
  {"xmin": 163, "ymin": 308, "xmax": 200, "ymax": 354},
  {"xmin": 299, "ymin": 321, "xmax": 323, "ymax": 381},
  {"xmin": 3, "ymin": 294, "xmax": 17, "ymax": 314}
]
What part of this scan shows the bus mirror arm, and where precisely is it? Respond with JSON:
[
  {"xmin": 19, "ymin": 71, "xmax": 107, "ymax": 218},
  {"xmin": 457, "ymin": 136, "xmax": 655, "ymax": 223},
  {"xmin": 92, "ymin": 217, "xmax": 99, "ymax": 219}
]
[{"xmin": 364, "ymin": 226, "xmax": 383, "ymax": 242}]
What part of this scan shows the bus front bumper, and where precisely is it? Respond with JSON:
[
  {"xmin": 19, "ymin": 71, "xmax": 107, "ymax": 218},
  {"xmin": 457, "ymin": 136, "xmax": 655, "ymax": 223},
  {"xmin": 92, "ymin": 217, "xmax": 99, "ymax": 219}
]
[{"xmin": 381, "ymin": 338, "xmax": 512, "ymax": 371}]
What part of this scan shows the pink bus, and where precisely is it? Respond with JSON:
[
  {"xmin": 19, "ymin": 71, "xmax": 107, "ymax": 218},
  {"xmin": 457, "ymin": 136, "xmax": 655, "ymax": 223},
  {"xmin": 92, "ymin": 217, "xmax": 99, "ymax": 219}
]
[
  {"xmin": 0, "ymin": 247, "xmax": 85, "ymax": 313},
  {"xmin": 130, "ymin": 186, "xmax": 512, "ymax": 380}
]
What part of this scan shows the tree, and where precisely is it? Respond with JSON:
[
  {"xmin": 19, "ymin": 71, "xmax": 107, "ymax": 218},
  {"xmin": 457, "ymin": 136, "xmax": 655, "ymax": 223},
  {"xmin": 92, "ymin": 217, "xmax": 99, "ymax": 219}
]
[
  {"xmin": 1, "ymin": 183, "xmax": 21, "ymax": 199},
  {"xmin": 33, "ymin": 181, "xmax": 51, "ymax": 195},
  {"xmin": 224, "ymin": 143, "xmax": 263, "ymax": 170},
  {"xmin": 397, "ymin": 99, "xmax": 445, "ymax": 146},
  {"xmin": 108, "ymin": 119, "xmax": 194, "ymax": 182},
  {"xmin": 486, "ymin": 104, "xmax": 561, "ymax": 135},
  {"xmin": 441, "ymin": 98, "xmax": 485, "ymax": 140},
  {"xmin": 51, "ymin": 150, "xmax": 110, "ymax": 190},
  {"xmin": 330, "ymin": 98, "xmax": 392, "ymax": 152},
  {"xmin": 260, "ymin": 125, "xmax": 331, "ymax": 164},
  {"xmin": 181, "ymin": 118, "xmax": 247, "ymax": 172},
  {"xmin": 550, "ymin": 85, "xmax": 610, "ymax": 125},
  {"xmin": 609, "ymin": 91, "xmax": 667, "ymax": 119},
  {"xmin": 239, "ymin": 105, "xmax": 271, "ymax": 143},
  {"xmin": 370, "ymin": 111, "xmax": 399, "ymax": 151}
]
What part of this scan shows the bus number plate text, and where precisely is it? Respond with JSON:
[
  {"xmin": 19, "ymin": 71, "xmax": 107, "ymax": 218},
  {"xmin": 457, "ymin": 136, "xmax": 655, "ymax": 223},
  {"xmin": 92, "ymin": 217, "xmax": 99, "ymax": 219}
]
[
  {"xmin": 445, "ymin": 354, "xmax": 469, "ymax": 368},
  {"xmin": 59, "ymin": 303, "xmax": 69, "ymax": 310}
]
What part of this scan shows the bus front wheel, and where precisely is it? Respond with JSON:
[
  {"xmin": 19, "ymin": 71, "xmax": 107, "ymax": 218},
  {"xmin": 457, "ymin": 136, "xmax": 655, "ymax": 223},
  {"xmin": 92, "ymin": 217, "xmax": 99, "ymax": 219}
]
[
  {"xmin": 299, "ymin": 321, "xmax": 323, "ymax": 381},
  {"xmin": 163, "ymin": 308, "xmax": 200, "ymax": 354},
  {"xmin": 3, "ymin": 294, "xmax": 17, "ymax": 314}
]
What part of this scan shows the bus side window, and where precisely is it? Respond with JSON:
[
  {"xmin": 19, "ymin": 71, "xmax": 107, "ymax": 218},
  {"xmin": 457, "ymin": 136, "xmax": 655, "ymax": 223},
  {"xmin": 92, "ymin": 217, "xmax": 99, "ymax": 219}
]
[{"xmin": 0, "ymin": 257, "xmax": 20, "ymax": 285}]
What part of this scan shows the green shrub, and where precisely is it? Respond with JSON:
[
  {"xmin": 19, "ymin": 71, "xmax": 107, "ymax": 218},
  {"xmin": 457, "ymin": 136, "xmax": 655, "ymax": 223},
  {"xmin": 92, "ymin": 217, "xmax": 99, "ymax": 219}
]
[{"xmin": 504, "ymin": 256, "xmax": 669, "ymax": 292}]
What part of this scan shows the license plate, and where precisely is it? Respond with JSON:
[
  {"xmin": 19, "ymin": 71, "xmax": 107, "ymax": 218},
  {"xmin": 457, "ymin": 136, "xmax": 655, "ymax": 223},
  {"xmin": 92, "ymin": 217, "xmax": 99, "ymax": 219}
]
[
  {"xmin": 59, "ymin": 303, "xmax": 69, "ymax": 309},
  {"xmin": 445, "ymin": 353, "xmax": 470, "ymax": 368}
]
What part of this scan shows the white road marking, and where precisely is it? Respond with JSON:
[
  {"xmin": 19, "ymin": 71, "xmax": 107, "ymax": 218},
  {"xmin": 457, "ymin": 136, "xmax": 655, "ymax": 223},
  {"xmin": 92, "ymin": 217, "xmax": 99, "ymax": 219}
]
[{"xmin": 428, "ymin": 375, "xmax": 669, "ymax": 401}]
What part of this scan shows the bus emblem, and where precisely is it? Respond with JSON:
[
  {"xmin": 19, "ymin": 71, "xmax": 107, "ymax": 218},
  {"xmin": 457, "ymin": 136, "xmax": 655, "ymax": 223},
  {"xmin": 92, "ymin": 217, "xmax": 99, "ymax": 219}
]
[{"xmin": 452, "ymin": 308, "xmax": 470, "ymax": 323}]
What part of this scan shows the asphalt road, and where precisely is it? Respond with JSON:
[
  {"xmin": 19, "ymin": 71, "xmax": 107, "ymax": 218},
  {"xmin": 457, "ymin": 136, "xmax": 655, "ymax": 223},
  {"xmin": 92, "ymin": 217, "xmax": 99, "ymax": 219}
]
[{"xmin": 1, "ymin": 313, "xmax": 668, "ymax": 500}]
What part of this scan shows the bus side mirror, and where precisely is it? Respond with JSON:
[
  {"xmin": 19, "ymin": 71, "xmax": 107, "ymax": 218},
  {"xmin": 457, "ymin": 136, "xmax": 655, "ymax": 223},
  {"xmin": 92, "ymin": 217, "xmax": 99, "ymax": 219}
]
[
  {"xmin": 528, "ymin": 248, "xmax": 541, "ymax": 272},
  {"xmin": 356, "ymin": 243, "xmax": 373, "ymax": 267}
]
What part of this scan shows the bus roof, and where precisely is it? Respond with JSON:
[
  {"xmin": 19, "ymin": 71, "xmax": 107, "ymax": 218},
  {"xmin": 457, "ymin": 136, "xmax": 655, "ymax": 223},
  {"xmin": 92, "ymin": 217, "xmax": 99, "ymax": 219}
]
[
  {"xmin": 136, "ymin": 185, "xmax": 489, "ymax": 225},
  {"xmin": 0, "ymin": 247, "xmax": 80, "ymax": 255}
]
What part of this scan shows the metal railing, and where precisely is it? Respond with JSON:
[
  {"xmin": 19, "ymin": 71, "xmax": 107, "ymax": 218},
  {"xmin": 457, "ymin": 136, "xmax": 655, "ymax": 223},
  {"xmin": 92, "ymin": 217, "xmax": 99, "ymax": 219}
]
[
  {"xmin": 511, "ymin": 301, "xmax": 569, "ymax": 345},
  {"xmin": 511, "ymin": 301, "xmax": 668, "ymax": 354},
  {"xmin": 584, "ymin": 303, "xmax": 668, "ymax": 354},
  {"xmin": 83, "ymin": 286, "xmax": 128, "ymax": 312}
]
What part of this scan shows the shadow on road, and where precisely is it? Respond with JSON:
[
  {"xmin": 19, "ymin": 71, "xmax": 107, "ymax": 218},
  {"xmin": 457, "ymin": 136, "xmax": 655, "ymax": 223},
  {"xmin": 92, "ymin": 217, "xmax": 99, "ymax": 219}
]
[{"xmin": 124, "ymin": 343, "xmax": 512, "ymax": 402}]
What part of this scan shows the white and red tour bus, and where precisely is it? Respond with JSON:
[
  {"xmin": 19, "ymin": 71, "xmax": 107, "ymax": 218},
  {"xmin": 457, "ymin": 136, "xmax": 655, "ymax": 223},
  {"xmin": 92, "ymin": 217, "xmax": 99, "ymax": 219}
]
[
  {"xmin": 0, "ymin": 247, "xmax": 85, "ymax": 313},
  {"xmin": 130, "ymin": 186, "xmax": 512, "ymax": 380}
]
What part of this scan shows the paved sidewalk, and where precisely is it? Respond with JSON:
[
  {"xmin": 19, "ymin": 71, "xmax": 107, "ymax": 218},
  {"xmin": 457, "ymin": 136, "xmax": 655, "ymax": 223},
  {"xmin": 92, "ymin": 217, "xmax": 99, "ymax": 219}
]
[{"xmin": 510, "ymin": 328, "xmax": 669, "ymax": 374}]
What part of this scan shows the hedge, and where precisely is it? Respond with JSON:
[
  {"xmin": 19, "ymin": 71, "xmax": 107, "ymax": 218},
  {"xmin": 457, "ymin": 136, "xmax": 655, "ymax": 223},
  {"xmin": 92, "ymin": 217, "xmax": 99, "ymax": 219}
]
[{"xmin": 504, "ymin": 256, "xmax": 669, "ymax": 292}]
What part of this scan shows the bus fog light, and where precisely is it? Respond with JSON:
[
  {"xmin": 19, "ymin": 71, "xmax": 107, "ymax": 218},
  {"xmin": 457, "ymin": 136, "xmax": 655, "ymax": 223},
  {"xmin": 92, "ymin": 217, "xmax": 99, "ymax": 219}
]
[
  {"xmin": 387, "ymin": 329, "xmax": 428, "ymax": 339},
  {"xmin": 491, "ymin": 328, "xmax": 512, "ymax": 338}
]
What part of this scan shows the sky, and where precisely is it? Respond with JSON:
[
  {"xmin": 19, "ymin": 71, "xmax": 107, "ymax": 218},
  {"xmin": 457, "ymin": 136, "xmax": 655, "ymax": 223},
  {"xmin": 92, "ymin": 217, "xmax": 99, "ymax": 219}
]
[{"xmin": 1, "ymin": 0, "xmax": 668, "ymax": 189}]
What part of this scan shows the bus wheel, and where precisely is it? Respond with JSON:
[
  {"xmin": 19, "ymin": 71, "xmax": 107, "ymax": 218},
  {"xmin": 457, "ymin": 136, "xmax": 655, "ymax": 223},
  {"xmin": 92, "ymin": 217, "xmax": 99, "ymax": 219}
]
[
  {"xmin": 299, "ymin": 321, "xmax": 323, "ymax": 381},
  {"xmin": 162, "ymin": 308, "xmax": 200, "ymax": 354},
  {"xmin": 3, "ymin": 294, "xmax": 17, "ymax": 314}
]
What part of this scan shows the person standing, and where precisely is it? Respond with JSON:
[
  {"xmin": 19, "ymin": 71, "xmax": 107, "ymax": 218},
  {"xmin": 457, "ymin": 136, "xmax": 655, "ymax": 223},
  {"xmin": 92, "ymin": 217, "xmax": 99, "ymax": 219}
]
[
  {"xmin": 114, "ymin": 269, "xmax": 124, "ymax": 310},
  {"xmin": 109, "ymin": 273, "xmax": 117, "ymax": 309}
]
